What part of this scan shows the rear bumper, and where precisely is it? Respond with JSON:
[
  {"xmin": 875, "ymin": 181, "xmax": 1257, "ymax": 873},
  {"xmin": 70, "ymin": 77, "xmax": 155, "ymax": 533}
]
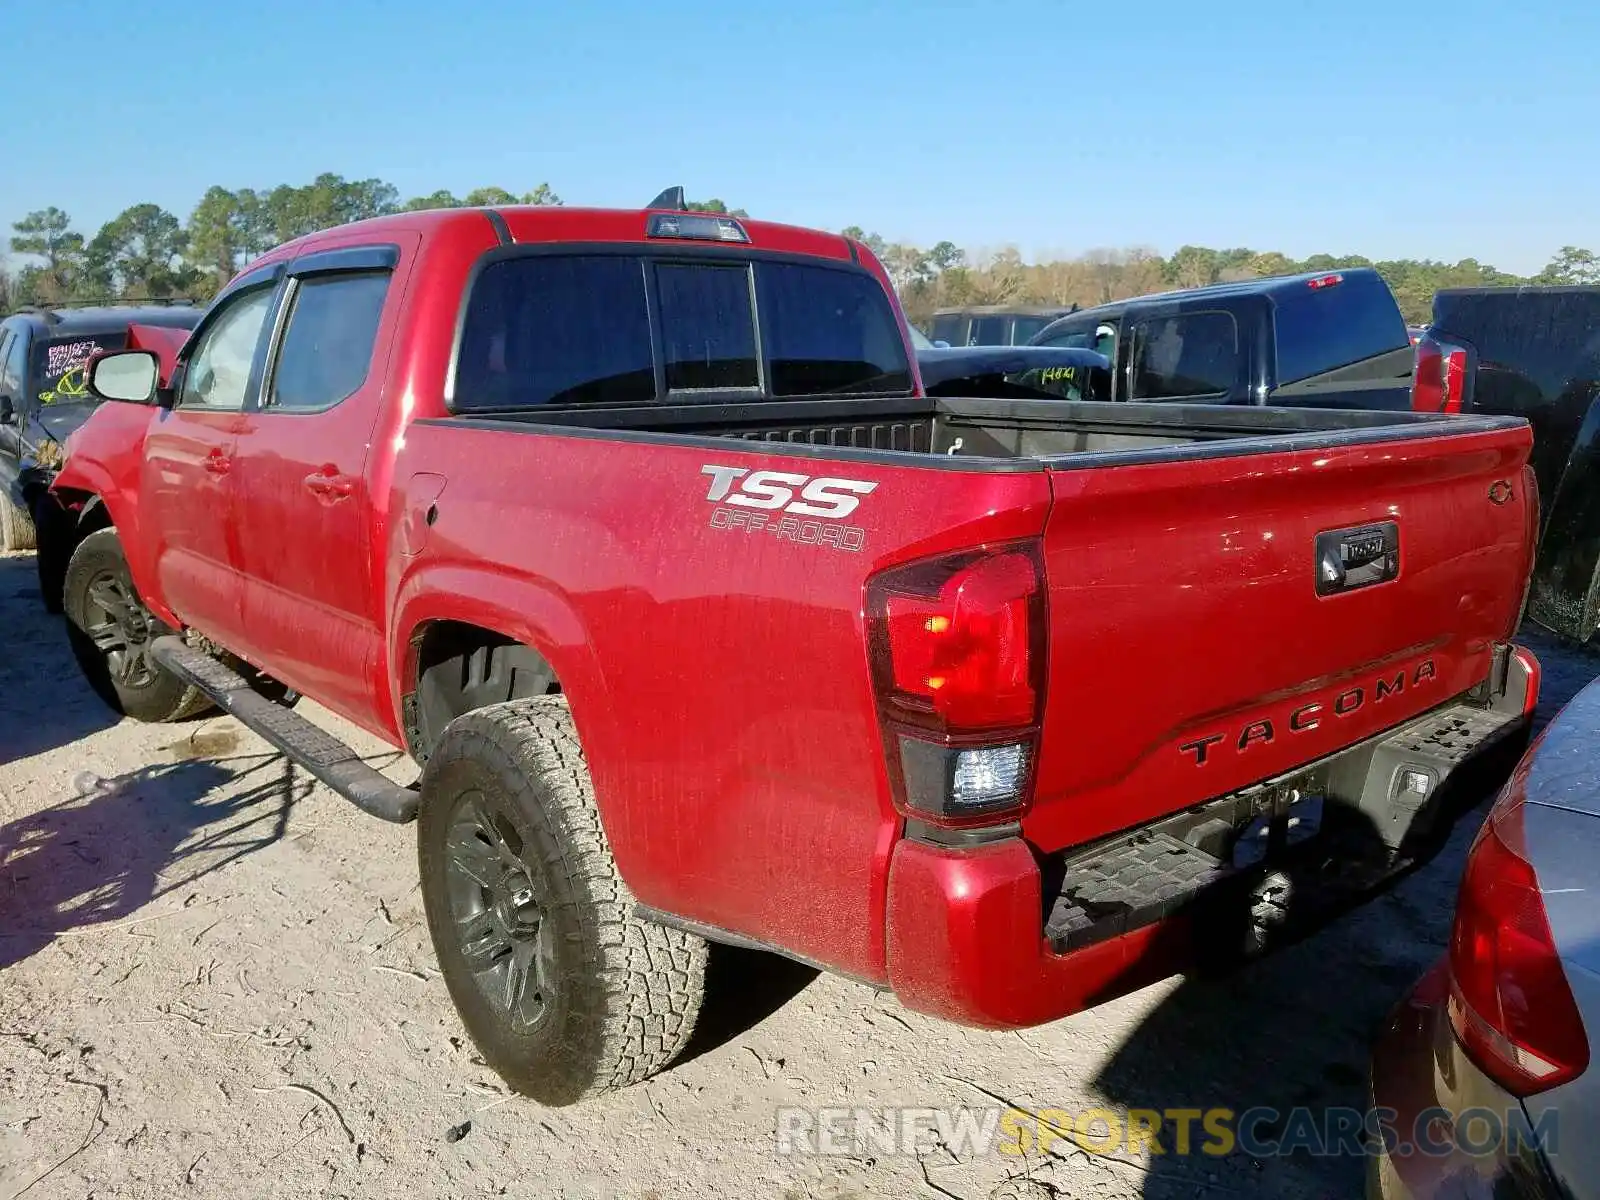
[{"xmin": 884, "ymin": 651, "xmax": 1537, "ymax": 1029}]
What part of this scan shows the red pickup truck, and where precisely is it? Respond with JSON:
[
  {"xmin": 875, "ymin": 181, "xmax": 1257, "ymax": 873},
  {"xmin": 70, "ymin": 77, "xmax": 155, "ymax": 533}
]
[{"xmin": 51, "ymin": 198, "xmax": 1540, "ymax": 1105}]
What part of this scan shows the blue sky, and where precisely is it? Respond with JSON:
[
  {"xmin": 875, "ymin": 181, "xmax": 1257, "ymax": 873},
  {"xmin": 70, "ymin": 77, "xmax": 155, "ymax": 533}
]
[{"xmin": 1, "ymin": 0, "xmax": 1593, "ymax": 274}]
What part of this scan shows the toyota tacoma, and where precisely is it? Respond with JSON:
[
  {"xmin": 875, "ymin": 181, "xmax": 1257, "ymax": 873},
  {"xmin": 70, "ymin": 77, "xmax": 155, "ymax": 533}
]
[{"xmin": 51, "ymin": 195, "xmax": 1542, "ymax": 1105}]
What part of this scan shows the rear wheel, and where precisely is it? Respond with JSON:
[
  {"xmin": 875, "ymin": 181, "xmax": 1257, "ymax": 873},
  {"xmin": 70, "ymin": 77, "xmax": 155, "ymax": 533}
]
[
  {"xmin": 0, "ymin": 488, "xmax": 36, "ymax": 553},
  {"xmin": 418, "ymin": 697, "xmax": 707, "ymax": 1105},
  {"xmin": 63, "ymin": 528, "xmax": 211, "ymax": 722}
]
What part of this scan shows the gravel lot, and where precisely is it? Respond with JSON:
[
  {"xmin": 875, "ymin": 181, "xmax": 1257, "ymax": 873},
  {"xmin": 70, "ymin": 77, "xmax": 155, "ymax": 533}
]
[{"xmin": 2, "ymin": 547, "xmax": 1595, "ymax": 1200}]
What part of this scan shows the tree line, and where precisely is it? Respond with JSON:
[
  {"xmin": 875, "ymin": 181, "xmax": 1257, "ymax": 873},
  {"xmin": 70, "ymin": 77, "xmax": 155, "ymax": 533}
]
[
  {"xmin": 851, "ymin": 232, "xmax": 1600, "ymax": 327},
  {"xmin": 2, "ymin": 172, "xmax": 1595, "ymax": 324}
]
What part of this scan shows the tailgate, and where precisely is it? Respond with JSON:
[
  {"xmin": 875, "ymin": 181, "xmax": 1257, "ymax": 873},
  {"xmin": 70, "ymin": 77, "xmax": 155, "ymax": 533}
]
[{"xmin": 1023, "ymin": 422, "xmax": 1535, "ymax": 853}]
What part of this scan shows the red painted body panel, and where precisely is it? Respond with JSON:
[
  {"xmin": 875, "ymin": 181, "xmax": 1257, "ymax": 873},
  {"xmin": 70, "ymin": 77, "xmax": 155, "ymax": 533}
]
[
  {"xmin": 388, "ymin": 422, "xmax": 1052, "ymax": 979},
  {"xmin": 885, "ymin": 837, "xmax": 1183, "ymax": 1026},
  {"xmin": 1027, "ymin": 428, "xmax": 1536, "ymax": 852},
  {"xmin": 51, "ymin": 204, "xmax": 1541, "ymax": 1024},
  {"xmin": 125, "ymin": 324, "xmax": 189, "ymax": 384}
]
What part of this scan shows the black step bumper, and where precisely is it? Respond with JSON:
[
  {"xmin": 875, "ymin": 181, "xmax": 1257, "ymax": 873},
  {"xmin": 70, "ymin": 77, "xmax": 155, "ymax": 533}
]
[{"xmin": 1042, "ymin": 676, "xmax": 1535, "ymax": 959}]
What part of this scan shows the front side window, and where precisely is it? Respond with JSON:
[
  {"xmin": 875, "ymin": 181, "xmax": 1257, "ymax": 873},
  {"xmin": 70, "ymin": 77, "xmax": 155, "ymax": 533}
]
[
  {"xmin": 455, "ymin": 256, "xmax": 654, "ymax": 410},
  {"xmin": 270, "ymin": 273, "xmax": 391, "ymax": 411},
  {"xmin": 180, "ymin": 288, "xmax": 276, "ymax": 410},
  {"xmin": 0, "ymin": 330, "xmax": 25, "ymax": 397},
  {"xmin": 1130, "ymin": 311, "xmax": 1238, "ymax": 399}
]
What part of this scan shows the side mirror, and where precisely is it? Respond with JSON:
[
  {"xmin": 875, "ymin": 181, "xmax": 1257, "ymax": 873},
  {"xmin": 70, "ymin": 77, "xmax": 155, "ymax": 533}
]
[
  {"xmin": 86, "ymin": 350, "xmax": 160, "ymax": 405},
  {"xmin": 0, "ymin": 395, "xmax": 12, "ymax": 425},
  {"xmin": 932, "ymin": 340, "xmax": 951, "ymax": 349}
]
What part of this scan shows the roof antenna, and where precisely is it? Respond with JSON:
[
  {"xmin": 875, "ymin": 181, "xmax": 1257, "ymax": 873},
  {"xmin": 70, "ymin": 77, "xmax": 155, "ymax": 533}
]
[{"xmin": 647, "ymin": 186, "xmax": 686, "ymax": 211}]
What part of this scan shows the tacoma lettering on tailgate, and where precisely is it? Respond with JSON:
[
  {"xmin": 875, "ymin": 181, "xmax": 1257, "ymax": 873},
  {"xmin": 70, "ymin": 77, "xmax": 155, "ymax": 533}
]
[{"xmin": 1179, "ymin": 658, "xmax": 1438, "ymax": 765}]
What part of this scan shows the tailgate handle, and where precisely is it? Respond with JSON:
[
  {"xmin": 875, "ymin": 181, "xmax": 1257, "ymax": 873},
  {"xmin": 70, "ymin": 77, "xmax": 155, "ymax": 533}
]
[{"xmin": 1315, "ymin": 522, "xmax": 1399, "ymax": 597}]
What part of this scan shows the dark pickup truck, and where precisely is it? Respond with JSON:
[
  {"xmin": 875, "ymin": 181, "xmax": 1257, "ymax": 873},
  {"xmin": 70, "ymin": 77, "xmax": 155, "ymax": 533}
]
[
  {"xmin": 1023, "ymin": 268, "xmax": 1416, "ymax": 410},
  {"xmin": 53, "ymin": 200, "xmax": 1539, "ymax": 1105},
  {"xmin": 1413, "ymin": 286, "xmax": 1600, "ymax": 642}
]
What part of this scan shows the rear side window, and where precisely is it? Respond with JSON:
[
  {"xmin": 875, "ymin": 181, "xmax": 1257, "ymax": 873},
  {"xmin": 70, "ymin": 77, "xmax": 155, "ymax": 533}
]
[
  {"xmin": 757, "ymin": 262, "xmax": 910, "ymax": 395},
  {"xmin": 455, "ymin": 256, "xmax": 655, "ymax": 409},
  {"xmin": 657, "ymin": 263, "xmax": 758, "ymax": 391},
  {"xmin": 35, "ymin": 334, "xmax": 126, "ymax": 405},
  {"xmin": 1274, "ymin": 272, "xmax": 1409, "ymax": 383},
  {"xmin": 270, "ymin": 273, "xmax": 391, "ymax": 410},
  {"xmin": 1130, "ymin": 312, "xmax": 1238, "ymax": 399}
]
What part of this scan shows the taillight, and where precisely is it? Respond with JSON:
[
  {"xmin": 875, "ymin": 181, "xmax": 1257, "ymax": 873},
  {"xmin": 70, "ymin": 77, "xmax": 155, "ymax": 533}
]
[
  {"xmin": 1447, "ymin": 777, "xmax": 1590, "ymax": 1095},
  {"xmin": 867, "ymin": 542, "xmax": 1046, "ymax": 824},
  {"xmin": 1412, "ymin": 334, "xmax": 1470, "ymax": 413}
]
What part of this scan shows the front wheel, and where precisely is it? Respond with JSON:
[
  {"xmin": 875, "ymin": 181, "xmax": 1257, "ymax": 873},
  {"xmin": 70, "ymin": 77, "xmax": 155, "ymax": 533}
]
[
  {"xmin": 62, "ymin": 527, "xmax": 211, "ymax": 722},
  {"xmin": 418, "ymin": 697, "xmax": 707, "ymax": 1105}
]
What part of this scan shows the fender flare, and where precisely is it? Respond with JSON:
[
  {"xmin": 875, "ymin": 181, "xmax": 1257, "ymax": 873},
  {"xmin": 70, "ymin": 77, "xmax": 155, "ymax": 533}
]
[
  {"xmin": 389, "ymin": 563, "xmax": 615, "ymax": 778},
  {"xmin": 47, "ymin": 465, "xmax": 179, "ymax": 628}
]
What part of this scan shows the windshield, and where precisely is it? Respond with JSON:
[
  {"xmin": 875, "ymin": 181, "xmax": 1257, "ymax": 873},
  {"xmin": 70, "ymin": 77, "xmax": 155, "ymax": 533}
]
[
  {"xmin": 33, "ymin": 333, "xmax": 127, "ymax": 405},
  {"xmin": 908, "ymin": 325, "xmax": 935, "ymax": 350}
]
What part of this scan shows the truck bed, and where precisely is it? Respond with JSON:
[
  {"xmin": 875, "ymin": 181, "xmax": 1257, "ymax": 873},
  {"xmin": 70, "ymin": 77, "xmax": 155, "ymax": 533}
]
[{"xmin": 452, "ymin": 396, "xmax": 1524, "ymax": 467}]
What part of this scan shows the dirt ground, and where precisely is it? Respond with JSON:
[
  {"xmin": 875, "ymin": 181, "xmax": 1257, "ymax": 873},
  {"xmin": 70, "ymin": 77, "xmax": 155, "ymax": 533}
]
[{"xmin": 2, "ymin": 548, "xmax": 1595, "ymax": 1200}]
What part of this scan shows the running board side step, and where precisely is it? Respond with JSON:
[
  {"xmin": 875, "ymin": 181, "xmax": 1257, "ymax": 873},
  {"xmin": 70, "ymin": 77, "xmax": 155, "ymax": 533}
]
[{"xmin": 150, "ymin": 635, "xmax": 419, "ymax": 823}]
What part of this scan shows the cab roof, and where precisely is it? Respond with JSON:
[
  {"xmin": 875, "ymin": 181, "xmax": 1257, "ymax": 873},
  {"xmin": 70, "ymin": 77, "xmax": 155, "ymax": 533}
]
[
  {"xmin": 4, "ymin": 303, "xmax": 202, "ymax": 338},
  {"xmin": 1035, "ymin": 267, "xmax": 1390, "ymax": 330},
  {"xmin": 262, "ymin": 204, "xmax": 862, "ymax": 266}
]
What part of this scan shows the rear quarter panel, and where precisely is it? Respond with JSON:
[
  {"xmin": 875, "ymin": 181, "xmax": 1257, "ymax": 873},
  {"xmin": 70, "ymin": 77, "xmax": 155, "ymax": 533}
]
[{"xmin": 389, "ymin": 423, "xmax": 1052, "ymax": 980}]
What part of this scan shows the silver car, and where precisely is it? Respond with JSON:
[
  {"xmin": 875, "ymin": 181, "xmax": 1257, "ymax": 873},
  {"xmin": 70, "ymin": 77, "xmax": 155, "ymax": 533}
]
[{"xmin": 1370, "ymin": 673, "xmax": 1600, "ymax": 1198}]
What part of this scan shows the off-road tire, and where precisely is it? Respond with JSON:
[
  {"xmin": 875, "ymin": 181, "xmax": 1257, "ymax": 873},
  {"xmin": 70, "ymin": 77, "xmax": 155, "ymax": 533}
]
[
  {"xmin": 419, "ymin": 697, "xmax": 707, "ymax": 1105},
  {"xmin": 62, "ymin": 528, "xmax": 211, "ymax": 722},
  {"xmin": 0, "ymin": 488, "xmax": 36, "ymax": 553}
]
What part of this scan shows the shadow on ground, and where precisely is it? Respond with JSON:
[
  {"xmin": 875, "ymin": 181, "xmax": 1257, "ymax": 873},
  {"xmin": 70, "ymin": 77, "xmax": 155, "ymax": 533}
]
[
  {"xmin": 0, "ymin": 554, "xmax": 123, "ymax": 764},
  {"xmin": 677, "ymin": 944, "xmax": 820, "ymax": 1066},
  {"xmin": 0, "ymin": 752, "xmax": 307, "ymax": 972}
]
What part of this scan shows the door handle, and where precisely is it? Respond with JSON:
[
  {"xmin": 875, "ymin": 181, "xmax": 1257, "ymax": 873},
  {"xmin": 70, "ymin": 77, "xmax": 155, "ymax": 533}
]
[
  {"xmin": 204, "ymin": 447, "xmax": 231, "ymax": 475},
  {"xmin": 304, "ymin": 470, "xmax": 355, "ymax": 500}
]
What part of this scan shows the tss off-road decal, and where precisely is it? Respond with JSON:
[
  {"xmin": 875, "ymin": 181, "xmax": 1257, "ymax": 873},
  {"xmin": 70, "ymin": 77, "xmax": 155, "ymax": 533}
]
[{"xmin": 700, "ymin": 465, "xmax": 877, "ymax": 551}]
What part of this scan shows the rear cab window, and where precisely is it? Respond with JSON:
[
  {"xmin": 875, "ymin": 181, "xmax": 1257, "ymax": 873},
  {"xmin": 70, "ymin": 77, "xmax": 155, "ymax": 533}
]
[
  {"xmin": 1273, "ymin": 272, "xmax": 1409, "ymax": 384},
  {"xmin": 452, "ymin": 253, "xmax": 912, "ymax": 411}
]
